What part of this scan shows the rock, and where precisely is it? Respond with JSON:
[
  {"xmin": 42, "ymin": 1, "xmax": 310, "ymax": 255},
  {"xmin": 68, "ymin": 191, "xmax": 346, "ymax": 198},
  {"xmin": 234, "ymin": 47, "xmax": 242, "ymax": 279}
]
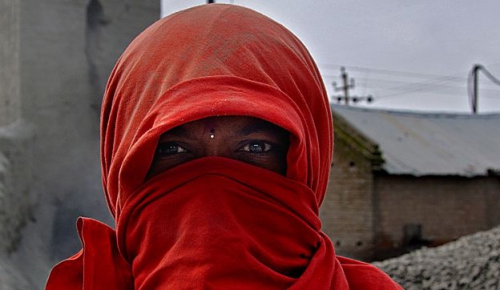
[{"xmin": 373, "ymin": 226, "xmax": 500, "ymax": 289}]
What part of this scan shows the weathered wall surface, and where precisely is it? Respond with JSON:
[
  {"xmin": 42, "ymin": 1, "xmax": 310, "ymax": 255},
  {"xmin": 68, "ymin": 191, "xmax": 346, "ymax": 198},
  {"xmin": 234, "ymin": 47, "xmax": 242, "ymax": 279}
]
[
  {"xmin": 322, "ymin": 135, "xmax": 374, "ymax": 261},
  {"xmin": 0, "ymin": 0, "xmax": 160, "ymax": 288},
  {"xmin": 321, "ymin": 114, "xmax": 381, "ymax": 261},
  {"xmin": 0, "ymin": 0, "xmax": 20, "ymax": 127},
  {"xmin": 19, "ymin": 0, "xmax": 159, "ymax": 261},
  {"xmin": 0, "ymin": 0, "xmax": 34, "ymax": 255},
  {"xmin": 0, "ymin": 121, "xmax": 33, "ymax": 254},
  {"xmin": 373, "ymin": 174, "xmax": 500, "ymax": 260}
]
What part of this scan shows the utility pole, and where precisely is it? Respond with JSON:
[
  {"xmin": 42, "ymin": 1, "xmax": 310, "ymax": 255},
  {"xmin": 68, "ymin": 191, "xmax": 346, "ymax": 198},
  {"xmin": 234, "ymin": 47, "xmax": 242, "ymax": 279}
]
[
  {"xmin": 469, "ymin": 64, "xmax": 500, "ymax": 114},
  {"xmin": 332, "ymin": 67, "xmax": 373, "ymax": 105},
  {"xmin": 333, "ymin": 67, "xmax": 354, "ymax": 105},
  {"xmin": 472, "ymin": 64, "xmax": 481, "ymax": 114}
]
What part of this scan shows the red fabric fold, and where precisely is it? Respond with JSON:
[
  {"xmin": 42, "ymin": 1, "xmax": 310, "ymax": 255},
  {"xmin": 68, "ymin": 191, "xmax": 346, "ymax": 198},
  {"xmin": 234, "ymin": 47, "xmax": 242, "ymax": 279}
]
[
  {"xmin": 117, "ymin": 157, "xmax": 337, "ymax": 288},
  {"xmin": 46, "ymin": 218, "xmax": 133, "ymax": 289},
  {"xmin": 47, "ymin": 4, "xmax": 402, "ymax": 289}
]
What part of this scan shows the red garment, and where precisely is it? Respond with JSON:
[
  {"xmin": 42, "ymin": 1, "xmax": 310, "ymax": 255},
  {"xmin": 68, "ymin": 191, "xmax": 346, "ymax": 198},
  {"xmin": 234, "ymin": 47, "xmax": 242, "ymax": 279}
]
[{"xmin": 47, "ymin": 4, "xmax": 402, "ymax": 289}]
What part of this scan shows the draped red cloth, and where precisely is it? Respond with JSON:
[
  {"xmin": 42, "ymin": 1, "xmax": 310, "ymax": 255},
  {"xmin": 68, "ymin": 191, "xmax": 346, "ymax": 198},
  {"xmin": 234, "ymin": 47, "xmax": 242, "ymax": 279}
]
[{"xmin": 47, "ymin": 4, "xmax": 402, "ymax": 289}]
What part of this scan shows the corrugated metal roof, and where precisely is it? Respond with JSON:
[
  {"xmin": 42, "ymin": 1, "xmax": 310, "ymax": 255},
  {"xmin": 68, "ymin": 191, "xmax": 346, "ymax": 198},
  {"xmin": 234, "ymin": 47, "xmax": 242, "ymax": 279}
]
[{"xmin": 331, "ymin": 104, "xmax": 500, "ymax": 176}]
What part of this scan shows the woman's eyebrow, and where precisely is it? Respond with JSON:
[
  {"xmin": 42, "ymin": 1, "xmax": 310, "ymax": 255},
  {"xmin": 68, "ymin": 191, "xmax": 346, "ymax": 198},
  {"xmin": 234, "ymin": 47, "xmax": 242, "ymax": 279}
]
[
  {"xmin": 161, "ymin": 126, "xmax": 193, "ymax": 139},
  {"xmin": 237, "ymin": 121, "xmax": 277, "ymax": 136}
]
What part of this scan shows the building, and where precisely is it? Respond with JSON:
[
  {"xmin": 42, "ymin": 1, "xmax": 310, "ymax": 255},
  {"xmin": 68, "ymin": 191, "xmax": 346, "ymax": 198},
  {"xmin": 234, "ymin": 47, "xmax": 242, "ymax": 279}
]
[{"xmin": 321, "ymin": 104, "xmax": 500, "ymax": 261}]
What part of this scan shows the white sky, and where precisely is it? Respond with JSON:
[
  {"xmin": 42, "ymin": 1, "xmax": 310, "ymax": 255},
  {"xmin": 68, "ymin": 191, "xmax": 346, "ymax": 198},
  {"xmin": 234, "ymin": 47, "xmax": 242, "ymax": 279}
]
[{"xmin": 161, "ymin": 1, "xmax": 500, "ymax": 114}]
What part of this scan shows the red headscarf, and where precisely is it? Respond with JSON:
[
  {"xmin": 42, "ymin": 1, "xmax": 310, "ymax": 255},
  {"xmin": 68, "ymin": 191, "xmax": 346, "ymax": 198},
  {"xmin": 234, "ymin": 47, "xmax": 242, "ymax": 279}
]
[{"xmin": 47, "ymin": 4, "xmax": 401, "ymax": 289}]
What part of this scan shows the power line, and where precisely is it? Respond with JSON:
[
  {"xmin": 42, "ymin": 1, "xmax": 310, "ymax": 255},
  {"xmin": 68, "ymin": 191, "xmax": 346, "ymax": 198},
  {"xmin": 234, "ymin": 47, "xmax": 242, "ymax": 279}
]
[
  {"xmin": 480, "ymin": 66, "xmax": 500, "ymax": 85},
  {"xmin": 482, "ymin": 95, "xmax": 500, "ymax": 99},
  {"xmin": 345, "ymin": 76, "xmax": 465, "ymax": 100},
  {"xmin": 320, "ymin": 64, "xmax": 467, "ymax": 82},
  {"xmin": 322, "ymin": 64, "xmax": 500, "ymax": 109},
  {"xmin": 323, "ymin": 76, "xmax": 484, "ymax": 95}
]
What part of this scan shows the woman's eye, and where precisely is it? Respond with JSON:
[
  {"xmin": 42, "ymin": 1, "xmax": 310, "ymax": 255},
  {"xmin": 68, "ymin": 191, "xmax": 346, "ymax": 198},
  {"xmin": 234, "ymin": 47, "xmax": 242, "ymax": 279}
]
[
  {"xmin": 156, "ymin": 143, "xmax": 188, "ymax": 156},
  {"xmin": 239, "ymin": 141, "xmax": 272, "ymax": 153}
]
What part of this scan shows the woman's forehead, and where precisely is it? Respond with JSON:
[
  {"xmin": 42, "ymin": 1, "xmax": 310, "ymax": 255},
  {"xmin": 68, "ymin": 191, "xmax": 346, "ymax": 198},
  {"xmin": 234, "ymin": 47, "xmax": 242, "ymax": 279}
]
[{"xmin": 162, "ymin": 116, "xmax": 289, "ymax": 137}]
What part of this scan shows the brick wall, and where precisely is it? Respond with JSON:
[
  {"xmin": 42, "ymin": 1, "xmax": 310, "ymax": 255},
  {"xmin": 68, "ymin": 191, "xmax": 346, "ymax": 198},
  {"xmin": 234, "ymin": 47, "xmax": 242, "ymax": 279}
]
[
  {"xmin": 320, "ymin": 113, "xmax": 382, "ymax": 261},
  {"xmin": 321, "ymin": 137, "xmax": 374, "ymax": 260},
  {"xmin": 373, "ymin": 174, "xmax": 500, "ymax": 260}
]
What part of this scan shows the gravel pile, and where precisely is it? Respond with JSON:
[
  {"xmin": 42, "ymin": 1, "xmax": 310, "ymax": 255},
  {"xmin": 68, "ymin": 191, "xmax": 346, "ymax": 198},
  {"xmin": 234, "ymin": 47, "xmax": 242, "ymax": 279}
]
[{"xmin": 373, "ymin": 226, "xmax": 500, "ymax": 290}]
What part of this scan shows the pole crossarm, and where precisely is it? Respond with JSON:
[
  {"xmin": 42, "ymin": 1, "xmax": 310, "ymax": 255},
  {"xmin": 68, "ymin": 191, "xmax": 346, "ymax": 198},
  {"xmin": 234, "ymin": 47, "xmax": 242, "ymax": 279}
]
[{"xmin": 332, "ymin": 67, "xmax": 373, "ymax": 105}]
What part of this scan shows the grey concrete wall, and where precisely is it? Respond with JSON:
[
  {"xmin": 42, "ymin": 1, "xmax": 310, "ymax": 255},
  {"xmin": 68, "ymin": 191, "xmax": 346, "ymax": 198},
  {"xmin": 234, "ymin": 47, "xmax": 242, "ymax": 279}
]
[
  {"xmin": 0, "ymin": 2, "xmax": 37, "ymax": 288},
  {"xmin": 0, "ymin": 121, "xmax": 33, "ymax": 254},
  {"xmin": 0, "ymin": 0, "xmax": 160, "ymax": 288},
  {"xmin": 0, "ymin": 0, "xmax": 34, "ymax": 255},
  {"xmin": 0, "ymin": 0, "xmax": 21, "ymax": 127},
  {"xmin": 20, "ymin": 0, "xmax": 159, "ymax": 257}
]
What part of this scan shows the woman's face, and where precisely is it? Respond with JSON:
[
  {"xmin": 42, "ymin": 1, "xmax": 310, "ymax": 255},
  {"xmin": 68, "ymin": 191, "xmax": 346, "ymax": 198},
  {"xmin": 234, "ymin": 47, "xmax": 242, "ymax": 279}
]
[{"xmin": 148, "ymin": 116, "xmax": 290, "ymax": 178}]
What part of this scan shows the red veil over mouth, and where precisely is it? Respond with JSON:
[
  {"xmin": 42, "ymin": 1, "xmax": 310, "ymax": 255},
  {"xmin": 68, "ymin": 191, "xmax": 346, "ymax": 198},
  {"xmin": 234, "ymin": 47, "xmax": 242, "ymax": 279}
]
[{"xmin": 47, "ymin": 4, "xmax": 402, "ymax": 289}]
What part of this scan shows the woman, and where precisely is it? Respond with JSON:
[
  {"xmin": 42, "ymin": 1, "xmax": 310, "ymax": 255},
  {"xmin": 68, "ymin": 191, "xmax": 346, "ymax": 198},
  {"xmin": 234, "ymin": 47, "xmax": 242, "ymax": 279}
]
[{"xmin": 47, "ymin": 4, "xmax": 402, "ymax": 289}]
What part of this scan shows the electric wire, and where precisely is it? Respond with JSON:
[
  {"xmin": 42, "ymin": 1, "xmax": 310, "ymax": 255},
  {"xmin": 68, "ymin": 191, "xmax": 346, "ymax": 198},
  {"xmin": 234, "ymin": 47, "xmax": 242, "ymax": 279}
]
[{"xmin": 321, "ymin": 63, "xmax": 500, "ymax": 101}]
